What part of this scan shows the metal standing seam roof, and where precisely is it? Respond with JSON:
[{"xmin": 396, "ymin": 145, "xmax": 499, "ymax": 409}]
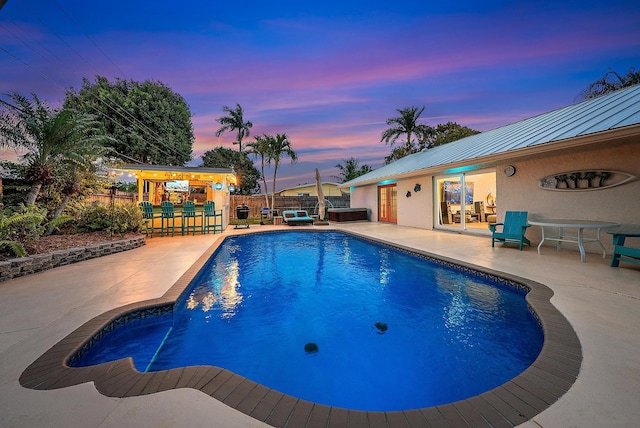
[{"xmin": 342, "ymin": 84, "xmax": 640, "ymax": 188}]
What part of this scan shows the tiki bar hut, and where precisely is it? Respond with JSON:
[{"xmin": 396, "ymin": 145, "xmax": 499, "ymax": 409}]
[{"xmin": 115, "ymin": 164, "xmax": 237, "ymax": 228}]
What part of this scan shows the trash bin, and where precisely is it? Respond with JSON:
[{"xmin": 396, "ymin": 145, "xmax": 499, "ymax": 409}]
[{"xmin": 235, "ymin": 205, "xmax": 250, "ymax": 229}]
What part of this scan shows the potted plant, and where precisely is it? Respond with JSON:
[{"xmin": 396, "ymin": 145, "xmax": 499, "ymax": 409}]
[
  {"xmin": 598, "ymin": 171, "xmax": 611, "ymax": 187},
  {"xmin": 576, "ymin": 171, "xmax": 592, "ymax": 188},
  {"xmin": 568, "ymin": 172, "xmax": 582, "ymax": 189},
  {"xmin": 554, "ymin": 174, "xmax": 569, "ymax": 189},
  {"xmin": 582, "ymin": 171, "xmax": 598, "ymax": 188}
]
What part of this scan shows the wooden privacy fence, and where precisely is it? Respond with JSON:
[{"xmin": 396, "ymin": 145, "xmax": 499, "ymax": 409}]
[
  {"xmin": 230, "ymin": 195, "xmax": 350, "ymax": 219},
  {"xmin": 84, "ymin": 193, "xmax": 350, "ymax": 218},
  {"xmin": 87, "ymin": 191, "xmax": 137, "ymax": 205}
]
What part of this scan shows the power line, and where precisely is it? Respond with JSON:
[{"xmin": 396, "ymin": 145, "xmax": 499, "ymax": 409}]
[
  {"xmin": 0, "ymin": 45, "xmax": 66, "ymax": 91},
  {"xmin": 52, "ymin": 1, "xmax": 128, "ymax": 78},
  {"xmin": 3, "ymin": 6, "xmax": 191, "ymax": 163},
  {"xmin": 1, "ymin": 19, "xmax": 60, "ymax": 64},
  {"xmin": 1, "ymin": 42, "xmax": 175, "ymax": 160}
]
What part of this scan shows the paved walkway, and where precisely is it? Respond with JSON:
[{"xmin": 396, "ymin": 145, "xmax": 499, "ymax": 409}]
[{"xmin": 0, "ymin": 223, "xmax": 638, "ymax": 427}]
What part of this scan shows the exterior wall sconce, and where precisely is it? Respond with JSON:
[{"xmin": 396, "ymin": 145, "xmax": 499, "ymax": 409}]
[
  {"xmin": 406, "ymin": 191, "xmax": 412, "ymax": 198},
  {"xmin": 214, "ymin": 182, "xmax": 223, "ymax": 190},
  {"xmin": 414, "ymin": 184, "xmax": 421, "ymax": 192}
]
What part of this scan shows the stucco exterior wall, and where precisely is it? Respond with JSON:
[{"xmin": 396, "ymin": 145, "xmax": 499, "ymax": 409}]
[
  {"xmin": 350, "ymin": 184, "xmax": 378, "ymax": 221},
  {"xmin": 495, "ymin": 141, "xmax": 639, "ymax": 252},
  {"xmin": 397, "ymin": 178, "xmax": 433, "ymax": 229},
  {"xmin": 347, "ymin": 141, "xmax": 639, "ymax": 255}
]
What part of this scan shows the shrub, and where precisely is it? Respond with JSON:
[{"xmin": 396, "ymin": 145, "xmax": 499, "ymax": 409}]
[
  {"xmin": 74, "ymin": 201, "xmax": 144, "ymax": 235},
  {"xmin": 0, "ymin": 204, "xmax": 47, "ymax": 258}
]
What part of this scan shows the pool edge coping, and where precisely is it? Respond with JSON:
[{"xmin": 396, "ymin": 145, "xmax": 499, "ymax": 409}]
[{"xmin": 19, "ymin": 228, "xmax": 582, "ymax": 428}]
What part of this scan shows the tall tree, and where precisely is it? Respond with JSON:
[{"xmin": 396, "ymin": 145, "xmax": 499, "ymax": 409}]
[
  {"xmin": 334, "ymin": 157, "xmax": 373, "ymax": 183},
  {"xmin": 418, "ymin": 122, "xmax": 480, "ymax": 150},
  {"xmin": 201, "ymin": 147, "xmax": 260, "ymax": 195},
  {"xmin": 0, "ymin": 92, "xmax": 110, "ymax": 204},
  {"xmin": 64, "ymin": 76, "xmax": 194, "ymax": 165},
  {"xmin": 215, "ymin": 103, "xmax": 253, "ymax": 152},
  {"xmin": 381, "ymin": 106, "xmax": 432, "ymax": 157},
  {"xmin": 577, "ymin": 67, "xmax": 640, "ymax": 101},
  {"xmin": 44, "ymin": 160, "xmax": 105, "ymax": 235},
  {"xmin": 246, "ymin": 134, "xmax": 272, "ymax": 207},
  {"xmin": 384, "ymin": 121, "xmax": 479, "ymax": 164},
  {"xmin": 267, "ymin": 133, "xmax": 297, "ymax": 211}
]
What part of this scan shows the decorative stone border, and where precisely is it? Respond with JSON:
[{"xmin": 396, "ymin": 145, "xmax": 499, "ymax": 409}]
[
  {"xmin": 20, "ymin": 230, "xmax": 582, "ymax": 427},
  {"xmin": 0, "ymin": 236, "xmax": 146, "ymax": 282}
]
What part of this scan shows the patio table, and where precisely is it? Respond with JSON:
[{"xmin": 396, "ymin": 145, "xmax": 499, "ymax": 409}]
[{"xmin": 528, "ymin": 219, "xmax": 620, "ymax": 263}]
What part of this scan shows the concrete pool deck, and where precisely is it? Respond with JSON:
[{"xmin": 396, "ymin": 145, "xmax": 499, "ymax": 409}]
[{"xmin": 1, "ymin": 223, "xmax": 638, "ymax": 427}]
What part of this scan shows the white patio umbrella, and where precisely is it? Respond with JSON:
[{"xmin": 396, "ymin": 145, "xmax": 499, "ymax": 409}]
[{"xmin": 315, "ymin": 168, "xmax": 325, "ymax": 221}]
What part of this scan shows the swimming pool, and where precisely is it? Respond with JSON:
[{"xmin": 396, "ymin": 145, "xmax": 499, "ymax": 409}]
[
  {"xmin": 72, "ymin": 231, "xmax": 542, "ymax": 411},
  {"xmin": 21, "ymin": 229, "xmax": 581, "ymax": 427}
]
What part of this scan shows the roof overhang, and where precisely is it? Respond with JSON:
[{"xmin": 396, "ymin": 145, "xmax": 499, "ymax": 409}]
[
  {"xmin": 115, "ymin": 164, "xmax": 236, "ymax": 183},
  {"xmin": 340, "ymin": 124, "xmax": 640, "ymax": 189}
]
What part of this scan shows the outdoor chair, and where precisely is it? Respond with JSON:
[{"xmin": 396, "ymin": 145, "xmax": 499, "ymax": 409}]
[
  {"xmin": 282, "ymin": 210, "xmax": 314, "ymax": 225},
  {"xmin": 138, "ymin": 201, "xmax": 160, "ymax": 237},
  {"xmin": 489, "ymin": 211, "xmax": 531, "ymax": 250},
  {"xmin": 160, "ymin": 201, "xmax": 177, "ymax": 237},
  {"xmin": 181, "ymin": 201, "xmax": 201, "ymax": 236},
  {"xmin": 202, "ymin": 200, "xmax": 223, "ymax": 234}
]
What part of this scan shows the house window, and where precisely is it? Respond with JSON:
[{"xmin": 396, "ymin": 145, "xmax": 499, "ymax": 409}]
[{"xmin": 378, "ymin": 184, "xmax": 397, "ymax": 223}]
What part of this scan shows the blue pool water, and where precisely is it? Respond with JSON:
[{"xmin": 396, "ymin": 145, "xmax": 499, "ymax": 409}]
[{"xmin": 74, "ymin": 231, "xmax": 543, "ymax": 411}]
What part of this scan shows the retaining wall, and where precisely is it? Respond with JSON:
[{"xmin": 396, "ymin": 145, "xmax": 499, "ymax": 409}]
[{"xmin": 0, "ymin": 236, "xmax": 146, "ymax": 282}]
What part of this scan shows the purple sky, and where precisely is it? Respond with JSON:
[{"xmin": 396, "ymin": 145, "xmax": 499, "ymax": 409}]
[{"xmin": 1, "ymin": 0, "xmax": 639, "ymax": 191}]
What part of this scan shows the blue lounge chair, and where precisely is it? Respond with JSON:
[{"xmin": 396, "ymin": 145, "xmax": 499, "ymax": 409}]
[
  {"xmin": 489, "ymin": 211, "xmax": 531, "ymax": 250},
  {"xmin": 282, "ymin": 210, "xmax": 314, "ymax": 225}
]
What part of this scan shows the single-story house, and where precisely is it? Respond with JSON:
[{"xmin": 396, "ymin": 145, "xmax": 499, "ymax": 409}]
[
  {"xmin": 340, "ymin": 85, "xmax": 640, "ymax": 255},
  {"xmin": 277, "ymin": 182, "xmax": 346, "ymax": 197},
  {"xmin": 115, "ymin": 164, "xmax": 236, "ymax": 230}
]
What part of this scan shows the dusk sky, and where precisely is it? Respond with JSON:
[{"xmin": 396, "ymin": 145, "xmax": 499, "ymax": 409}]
[{"xmin": 1, "ymin": 0, "xmax": 639, "ymax": 191}]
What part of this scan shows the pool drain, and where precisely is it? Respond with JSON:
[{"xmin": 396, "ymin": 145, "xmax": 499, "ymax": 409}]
[
  {"xmin": 304, "ymin": 342, "xmax": 319, "ymax": 353},
  {"xmin": 374, "ymin": 321, "xmax": 388, "ymax": 334}
]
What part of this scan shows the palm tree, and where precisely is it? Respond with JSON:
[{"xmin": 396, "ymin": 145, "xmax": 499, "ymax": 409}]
[
  {"xmin": 268, "ymin": 133, "xmax": 297, "ymax": 211},
  {"xmin": 380, "ymin": 106, "xmax": 431, "ymax": 156},
  {"xmin": 577, "ymin": 67, "xmax": 640, "ymax": 101},
  {"xmin": 0, "ymin": 92, "xmax": 110, "ymax": 204},
  {"xmin": 334, "ymin": 157, "xmax": 373, "ymax": 183},
  {"xmin": 45, "ymin": 159, "xmax": 105, "ymax": 235},
  {"xmin": 214, "ymin": 103, "xmax": 253, "ymax": 152},
  {"xmin": 246, "ymin": 134, "xmax": 272, "ymax": 208}
]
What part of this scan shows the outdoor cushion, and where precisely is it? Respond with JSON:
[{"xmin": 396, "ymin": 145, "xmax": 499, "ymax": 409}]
[{"xmin": 282, "ymin": 210, "xmax": 314, "ymax": 225}]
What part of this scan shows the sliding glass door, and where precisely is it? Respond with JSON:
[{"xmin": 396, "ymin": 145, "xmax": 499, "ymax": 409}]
[{"xmin": 435, "ymin": 170, "xmax": 496, "ymax": 231}]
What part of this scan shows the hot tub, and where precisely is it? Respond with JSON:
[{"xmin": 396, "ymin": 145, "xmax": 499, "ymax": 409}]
[{"xmin": 327, "ymin": 208, "xmax": 369, "ymax": 222}]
